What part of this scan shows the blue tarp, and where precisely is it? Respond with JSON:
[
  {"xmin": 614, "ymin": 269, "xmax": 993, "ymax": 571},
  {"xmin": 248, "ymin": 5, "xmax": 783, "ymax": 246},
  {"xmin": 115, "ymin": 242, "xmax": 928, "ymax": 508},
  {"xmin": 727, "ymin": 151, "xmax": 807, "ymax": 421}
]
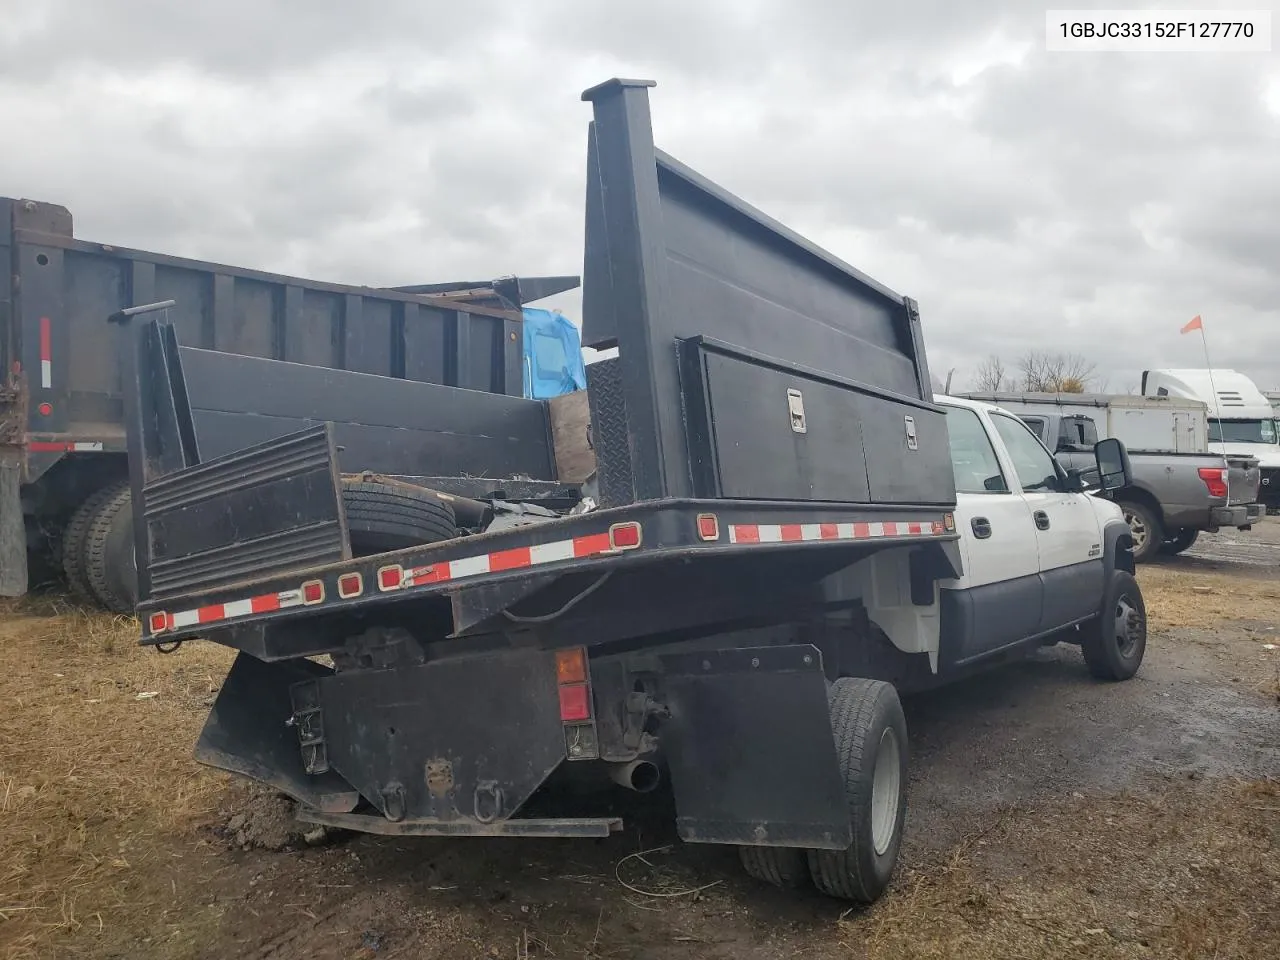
[{"xmin": 522, "ymin": 307, "xmax": 588, "ymax": 399}]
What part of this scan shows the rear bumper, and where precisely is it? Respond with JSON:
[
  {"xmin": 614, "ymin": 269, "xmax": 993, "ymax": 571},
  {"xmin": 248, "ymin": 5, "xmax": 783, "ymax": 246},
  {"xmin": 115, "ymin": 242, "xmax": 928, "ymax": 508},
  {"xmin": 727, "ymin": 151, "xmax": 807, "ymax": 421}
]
[{"xmin": 1209, "ymin": 505, "xmax": 1248, "ymax": 529}]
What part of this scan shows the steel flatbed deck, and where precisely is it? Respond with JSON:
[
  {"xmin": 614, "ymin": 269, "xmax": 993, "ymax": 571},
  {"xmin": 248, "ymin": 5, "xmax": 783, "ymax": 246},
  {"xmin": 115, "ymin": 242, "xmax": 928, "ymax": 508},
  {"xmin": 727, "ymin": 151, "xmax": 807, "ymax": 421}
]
[{"xmin": 141, "ymin": 465, "xmax": 956, "ymax": 645}]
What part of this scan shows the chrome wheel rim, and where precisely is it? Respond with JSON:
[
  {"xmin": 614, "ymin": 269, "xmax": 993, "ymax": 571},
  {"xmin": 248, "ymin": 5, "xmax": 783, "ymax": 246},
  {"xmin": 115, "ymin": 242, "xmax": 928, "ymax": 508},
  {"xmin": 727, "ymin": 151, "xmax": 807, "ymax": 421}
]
[
  {"xmin": 870, "ymin": 727, "xmax": 902, "ymax": 856},
  {"xmin": 1124, "ymin": 509, "xmax": 1148, "ymax": 552}
]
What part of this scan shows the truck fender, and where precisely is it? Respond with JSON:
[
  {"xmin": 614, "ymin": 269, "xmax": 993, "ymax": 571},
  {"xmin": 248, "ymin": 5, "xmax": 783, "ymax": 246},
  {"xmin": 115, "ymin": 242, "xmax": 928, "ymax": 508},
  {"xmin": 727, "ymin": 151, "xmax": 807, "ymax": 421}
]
[{"xmin": 1102, "ymin": 518, "xmax": 1135, "ymax": 576}]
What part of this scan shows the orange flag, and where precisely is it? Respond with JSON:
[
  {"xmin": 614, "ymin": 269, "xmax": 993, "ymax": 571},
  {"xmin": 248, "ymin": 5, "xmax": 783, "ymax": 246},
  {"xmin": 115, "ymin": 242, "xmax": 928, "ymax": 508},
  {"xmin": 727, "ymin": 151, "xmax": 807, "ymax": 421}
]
[{"xmin": 1181, "ymin": 315, "xmax": 1203, "ymax": 334}]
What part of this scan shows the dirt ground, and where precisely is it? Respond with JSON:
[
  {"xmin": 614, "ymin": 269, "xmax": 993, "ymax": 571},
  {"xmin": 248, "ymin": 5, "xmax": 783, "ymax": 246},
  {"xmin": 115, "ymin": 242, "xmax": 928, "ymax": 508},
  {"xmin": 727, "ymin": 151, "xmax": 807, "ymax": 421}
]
[{"xmin": 2, "ymin": 522, "xmax": 1277, "ymax": 960}]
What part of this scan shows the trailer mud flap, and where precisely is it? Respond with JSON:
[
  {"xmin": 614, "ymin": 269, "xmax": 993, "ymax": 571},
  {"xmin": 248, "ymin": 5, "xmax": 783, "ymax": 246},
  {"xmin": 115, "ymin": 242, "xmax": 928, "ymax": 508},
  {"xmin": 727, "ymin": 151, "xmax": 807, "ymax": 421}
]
[
  {"xmin": 657, "ymin": 645, "xmax": 851, "ymax": 850},
  {"xmin": 195, "ymin": 652, "xmax": 360, "ymax": 813}
]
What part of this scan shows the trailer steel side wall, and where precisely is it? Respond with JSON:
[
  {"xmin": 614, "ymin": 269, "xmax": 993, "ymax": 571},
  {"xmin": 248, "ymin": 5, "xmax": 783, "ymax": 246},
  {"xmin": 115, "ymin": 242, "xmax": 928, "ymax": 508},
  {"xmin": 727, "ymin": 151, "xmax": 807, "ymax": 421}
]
[{"xmin": 2, "ymin": 198, "xmax": 525, "ymax": 486}]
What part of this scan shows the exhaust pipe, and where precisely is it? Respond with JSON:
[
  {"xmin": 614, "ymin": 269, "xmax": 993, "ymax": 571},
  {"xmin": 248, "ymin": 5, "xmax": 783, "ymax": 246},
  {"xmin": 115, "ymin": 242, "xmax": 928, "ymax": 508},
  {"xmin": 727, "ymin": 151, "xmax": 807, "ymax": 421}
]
[{"xmin": 607, "ymin": 759, "xmax": 661, "ymax": 794}]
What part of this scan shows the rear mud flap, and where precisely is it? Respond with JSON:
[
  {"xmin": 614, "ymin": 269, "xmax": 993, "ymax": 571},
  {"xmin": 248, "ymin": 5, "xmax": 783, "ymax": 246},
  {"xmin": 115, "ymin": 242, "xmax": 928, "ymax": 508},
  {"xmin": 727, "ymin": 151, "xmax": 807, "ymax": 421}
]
[
  {"xmin": 657, "ymin": 645, "xmax": 851, "ymax": 850},
  {"xmin": 195, "ymin": 652, "xmax": 360, "ymax": 813}
]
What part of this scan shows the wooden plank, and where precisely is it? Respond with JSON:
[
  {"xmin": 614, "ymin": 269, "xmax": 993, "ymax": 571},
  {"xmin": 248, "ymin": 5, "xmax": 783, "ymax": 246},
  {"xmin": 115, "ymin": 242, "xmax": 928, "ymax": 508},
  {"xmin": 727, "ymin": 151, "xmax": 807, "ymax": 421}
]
[{"xmin": 547, "ymin": 390, "xmax": 596, "ymax": 483}]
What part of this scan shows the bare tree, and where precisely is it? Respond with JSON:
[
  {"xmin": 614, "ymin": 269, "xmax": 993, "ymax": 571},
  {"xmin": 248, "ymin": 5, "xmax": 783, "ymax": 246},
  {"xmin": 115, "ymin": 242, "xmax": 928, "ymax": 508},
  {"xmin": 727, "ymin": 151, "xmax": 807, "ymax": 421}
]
[
  {"xmin": 972, "ymin": 355, "xmax": 1008, "ymax": 392},
  {"xmin": 1016, "ymin": 350, "xmax": 1096, "ymax": 393}
]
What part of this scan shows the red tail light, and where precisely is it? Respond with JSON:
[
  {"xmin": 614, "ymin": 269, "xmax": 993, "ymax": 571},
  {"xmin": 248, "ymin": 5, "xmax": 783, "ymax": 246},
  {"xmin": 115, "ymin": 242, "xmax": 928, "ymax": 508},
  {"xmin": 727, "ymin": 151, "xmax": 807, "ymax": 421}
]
[
  {"xmin": 558, "ymin": 684, "xmax": 591, "ymax": 721},
  {"xmin": 1198, "ymin": 467, "xmax": 1228, "ymax": 499},
  {"xmin": 609, "ymin": 522, "xmax": 642, "ymax": 550},
  {"xmin": 554, "ymin": 646, "xmax": 592, "ymax": 721},
  {"xmin": 148, "ymin": 612, "xmax": 168, "ymax": 634}
]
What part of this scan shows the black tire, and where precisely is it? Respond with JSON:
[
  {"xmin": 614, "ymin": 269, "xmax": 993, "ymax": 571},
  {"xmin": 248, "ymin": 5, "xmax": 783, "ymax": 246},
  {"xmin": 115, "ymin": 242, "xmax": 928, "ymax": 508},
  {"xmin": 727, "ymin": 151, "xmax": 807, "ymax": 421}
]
[
  {"xmin": 84, "ymin": 486, "xmax": 138, "ymax": 614},
  {"xmin": 1159, "ymin": 529, "xmax": 1199, "ymax": 556},
  {"xmin": 1118, "ymin": 500, "xmax": 1163, "ymax": 563},
  {"xmin": 340, "ymin": 480, "xmax": 457, "ymax": 555},
  {"xmin": 1080, "ymin": 569, "xmax": 1147, "ymax": 682},
  {"xmin": 61, "ymin": 480, "xmax": 128, "ymax": 603},
  {"xmin": 738, "ymin": 846, "xmax": 811, "ymax": 890},
  {"xmin": 807, "ymin": 678, "xmax": 908, "ymax": 904}
]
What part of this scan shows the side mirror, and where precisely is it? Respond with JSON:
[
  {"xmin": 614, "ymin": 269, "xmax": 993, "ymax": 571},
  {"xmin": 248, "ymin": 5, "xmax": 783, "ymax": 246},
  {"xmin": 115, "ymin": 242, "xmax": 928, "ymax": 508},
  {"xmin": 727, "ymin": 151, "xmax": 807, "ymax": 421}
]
[
  {"xmin": 1093, "ymin": 437, "xmax": 1132, "ymax": 492},
  {"xmin": 1063, "ymin": 468, "xmax": 1098, "ymax": 493}
]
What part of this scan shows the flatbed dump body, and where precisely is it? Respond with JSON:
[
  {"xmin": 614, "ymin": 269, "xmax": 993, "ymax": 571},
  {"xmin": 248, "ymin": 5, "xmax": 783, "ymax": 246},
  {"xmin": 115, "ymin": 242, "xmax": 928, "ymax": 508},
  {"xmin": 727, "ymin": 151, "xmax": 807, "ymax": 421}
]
[{"xmin": 113, "ymin": 77, "xmax": 1155, "ymax": 908}]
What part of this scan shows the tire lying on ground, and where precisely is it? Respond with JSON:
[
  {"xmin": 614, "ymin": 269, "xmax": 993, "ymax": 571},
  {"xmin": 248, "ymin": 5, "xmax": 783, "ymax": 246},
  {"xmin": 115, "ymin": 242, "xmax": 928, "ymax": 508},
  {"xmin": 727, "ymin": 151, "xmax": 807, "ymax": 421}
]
[
  {"xmin": 61, "ymin": 479, "xmax": 129, "ymax": 604},
  {"xmin": 339, "ymin": 479, "xmax": 458, "ymax": 556}
]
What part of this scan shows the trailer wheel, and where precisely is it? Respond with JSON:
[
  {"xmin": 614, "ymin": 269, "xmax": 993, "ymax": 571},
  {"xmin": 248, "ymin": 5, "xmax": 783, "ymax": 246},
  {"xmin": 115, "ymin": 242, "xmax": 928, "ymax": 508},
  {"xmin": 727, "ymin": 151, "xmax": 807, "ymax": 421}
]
[
  {"xmin": 738, "ymin": 845, "xmax": 810, "ymax": 890},
  {"xmin": 84, "ymin": 486, "xmax": 138, "ymax": 614},
  {"xmin": 1080, "ymin": 570, "xmax": 1147, "ymax": 682},
  {"xmin": 61, "ymin": 480, "xmax": 128, "ymax": 603},
  {"xmin": 1159, "ymin": 529, "xmax": 1199, "ymax": 556},
  {"xmin": 340, "ymin": 480, "xmax": 458, "ymax": 555},
  {"xmin": 807, "ymin": 678, "xmax": 908, "ymax": 905}
]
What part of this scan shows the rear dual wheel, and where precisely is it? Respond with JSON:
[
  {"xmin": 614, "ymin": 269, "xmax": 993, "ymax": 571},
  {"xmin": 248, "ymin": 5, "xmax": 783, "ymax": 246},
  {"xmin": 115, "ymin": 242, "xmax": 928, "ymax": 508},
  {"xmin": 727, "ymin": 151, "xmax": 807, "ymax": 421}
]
[
  {"xmin": 61, "ymin": 480, "xmax": 135, "ymax": 611},
  {"xmin": 737, "ymin": 677, "xmax": 908, "ymax": 904}
]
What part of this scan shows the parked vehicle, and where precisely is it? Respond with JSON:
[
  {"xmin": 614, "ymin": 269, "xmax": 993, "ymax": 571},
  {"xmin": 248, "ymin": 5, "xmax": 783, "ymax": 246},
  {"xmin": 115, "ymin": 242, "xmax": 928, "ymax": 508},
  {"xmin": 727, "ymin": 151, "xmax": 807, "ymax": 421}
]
[
  {"xmin": 115, "ymin": 78, "xmax": 1147, "ymax": 906},
  {"xmin": 959, "ymin": 392, "xmax": 1262, "ymax": 561},
  {"xmin": 1142, "ymin": 369, "xmax": 1280, "ymax": 514},
  {"xmin": 0, "ymin": 195, "xmax": 585, "ymax": 608}
]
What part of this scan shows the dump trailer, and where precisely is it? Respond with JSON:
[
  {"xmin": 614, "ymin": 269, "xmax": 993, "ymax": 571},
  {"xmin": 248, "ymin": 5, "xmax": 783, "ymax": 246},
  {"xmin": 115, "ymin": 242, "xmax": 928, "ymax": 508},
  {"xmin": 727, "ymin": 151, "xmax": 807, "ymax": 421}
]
[
  {"xmin": 117, "ymin": 78, "xmax": 1145, "ymax": 904},
  {"xmin": 0, "ymin": 196, "xmax": 579, "ymax": 606}
]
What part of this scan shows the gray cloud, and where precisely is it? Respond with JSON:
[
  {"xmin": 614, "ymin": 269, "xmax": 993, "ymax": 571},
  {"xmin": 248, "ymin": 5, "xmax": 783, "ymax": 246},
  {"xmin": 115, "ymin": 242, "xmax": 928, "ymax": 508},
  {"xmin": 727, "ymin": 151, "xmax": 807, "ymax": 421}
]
[{"xmin": 2, "ymin": 0, "xmax": 1277, "ymax": 392}]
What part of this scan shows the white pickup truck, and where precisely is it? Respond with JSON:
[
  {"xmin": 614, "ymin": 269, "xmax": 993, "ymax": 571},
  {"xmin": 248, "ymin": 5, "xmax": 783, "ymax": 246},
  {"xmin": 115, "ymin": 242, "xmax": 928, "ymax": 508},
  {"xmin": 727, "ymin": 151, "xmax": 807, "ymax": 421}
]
[{"xmin": 935, "ymin": 394, "xmax": 1146, "ymax": 684}]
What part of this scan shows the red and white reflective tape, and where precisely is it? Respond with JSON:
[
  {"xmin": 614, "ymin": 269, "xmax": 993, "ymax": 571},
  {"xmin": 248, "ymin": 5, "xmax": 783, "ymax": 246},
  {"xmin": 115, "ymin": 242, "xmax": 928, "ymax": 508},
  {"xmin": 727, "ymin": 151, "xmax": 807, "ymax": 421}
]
[
  {"xmin": 28, "ymin": 440, "xmax": 105, "ymax": 453},
  {"xmin": 379, "ymin": 528, "xmax": 627, "ymax": 591},
  {"xmin": 147, "ymin": 524, "xmax": 642, "ymax": 635},
  {"xmin": 39, "ymin": 317, "xmax": 52, "ymax": 388},
  {"xmin": 727, "ymin": 519, "xmax": 944, "ymax": 544},
  {"xmin": 148, "ymin": 587, "xmax": 311, "ymax": 635},
  {"xmin": 144, "ymin": 515, "xmax": 948, "ymax": 638}
]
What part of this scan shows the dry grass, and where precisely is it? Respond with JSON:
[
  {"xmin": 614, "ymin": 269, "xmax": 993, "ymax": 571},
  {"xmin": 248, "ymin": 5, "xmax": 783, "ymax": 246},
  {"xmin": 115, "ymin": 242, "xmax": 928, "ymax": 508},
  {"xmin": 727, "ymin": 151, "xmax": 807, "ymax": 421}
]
[
  {"xmin": 0, "ymin": 596, "xmax": 235, "ymax": 960},
  {"xmin": 1136, "ymin": 567, "xmax": 1280, "ymax": 700},
  {"xmin": 1137, "ymin": 565, "xmax": 1280, "ymax": 632},
  {"xmin": 844, "ymin": 778, "xmax": 1280, "ymax": 960},
  {"xmin": 1, "ymin": 564, "xmax": 1276, "ymax": 960}
]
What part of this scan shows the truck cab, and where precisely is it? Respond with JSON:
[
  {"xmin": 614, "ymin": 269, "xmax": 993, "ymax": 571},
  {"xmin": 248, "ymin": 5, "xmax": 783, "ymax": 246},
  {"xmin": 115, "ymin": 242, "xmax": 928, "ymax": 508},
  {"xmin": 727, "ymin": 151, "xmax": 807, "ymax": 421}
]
[{"xmin": 935, "ymin": 396, "xmax": 1137, "ymax": 668}]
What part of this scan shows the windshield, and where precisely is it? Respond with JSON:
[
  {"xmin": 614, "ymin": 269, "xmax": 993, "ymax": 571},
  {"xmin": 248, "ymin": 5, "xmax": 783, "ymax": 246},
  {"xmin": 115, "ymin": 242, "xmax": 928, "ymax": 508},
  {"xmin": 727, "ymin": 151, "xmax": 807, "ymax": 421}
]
[{"xmin": 1209, "ymin": 419, "xmax": 1278, "ymax": 444}]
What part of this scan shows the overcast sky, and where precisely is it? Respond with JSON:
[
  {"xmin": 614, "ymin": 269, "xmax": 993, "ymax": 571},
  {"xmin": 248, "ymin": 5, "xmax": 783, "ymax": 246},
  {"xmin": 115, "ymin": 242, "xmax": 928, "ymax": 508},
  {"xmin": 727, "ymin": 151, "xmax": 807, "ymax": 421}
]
[{"xmin": 3, "ymin": 1, "xmax": 1278, "ymax": 393}]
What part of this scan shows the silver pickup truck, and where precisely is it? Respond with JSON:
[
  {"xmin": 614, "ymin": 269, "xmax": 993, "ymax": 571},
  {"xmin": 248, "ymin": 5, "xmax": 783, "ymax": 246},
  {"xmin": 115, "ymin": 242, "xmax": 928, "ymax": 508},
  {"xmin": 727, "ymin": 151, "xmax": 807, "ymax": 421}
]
[{"xmin": 1019, "ymin": 411, "xmax": 1261, "ymax": 562}]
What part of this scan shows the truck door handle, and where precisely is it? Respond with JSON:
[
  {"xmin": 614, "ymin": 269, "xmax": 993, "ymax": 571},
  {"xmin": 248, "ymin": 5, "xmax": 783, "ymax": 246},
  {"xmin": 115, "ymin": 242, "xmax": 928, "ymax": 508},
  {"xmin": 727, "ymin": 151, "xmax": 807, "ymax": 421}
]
[
  {"xmin": 971, "ymin": 517, "xmax": 992, "ymax": 539},
  {"xmin": 1034, "ymin": 510, "xmax": 1050, "ymax": 530}
]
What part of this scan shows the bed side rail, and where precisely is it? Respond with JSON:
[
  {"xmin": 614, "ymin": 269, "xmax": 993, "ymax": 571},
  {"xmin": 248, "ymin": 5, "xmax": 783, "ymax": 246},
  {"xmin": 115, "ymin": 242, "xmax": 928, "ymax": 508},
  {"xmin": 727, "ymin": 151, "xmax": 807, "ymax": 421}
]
[{"xmin": 112, "ymin": 304, "xmax": 348, "ymax": 606}]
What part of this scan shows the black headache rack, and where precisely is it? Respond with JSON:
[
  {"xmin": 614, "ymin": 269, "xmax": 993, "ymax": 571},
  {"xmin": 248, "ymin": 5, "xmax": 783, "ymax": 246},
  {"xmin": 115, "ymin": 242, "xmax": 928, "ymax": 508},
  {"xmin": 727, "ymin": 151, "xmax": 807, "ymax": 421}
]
[{"xmin": 120, "ymin": 77, "xmax": 960, "ymax": 651}]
